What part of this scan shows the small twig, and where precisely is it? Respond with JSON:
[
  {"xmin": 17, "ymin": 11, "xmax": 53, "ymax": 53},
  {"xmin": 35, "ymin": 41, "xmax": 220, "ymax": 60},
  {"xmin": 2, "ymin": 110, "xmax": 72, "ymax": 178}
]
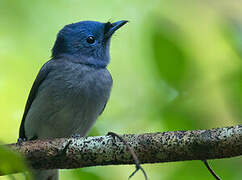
[
  {"xmin": 202, "ymin": 160, "xmax": 221, "ymax": 180},
  {"xmin": 107, "ymin": 132, "xmax": 148, "ymax": 180}
]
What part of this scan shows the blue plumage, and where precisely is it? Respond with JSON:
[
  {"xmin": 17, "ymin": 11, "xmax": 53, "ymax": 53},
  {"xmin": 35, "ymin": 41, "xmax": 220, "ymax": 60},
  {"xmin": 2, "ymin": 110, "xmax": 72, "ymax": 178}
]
[{"xmin": 19, "ymin": 20, "xmax": 128, "ymax": 180}]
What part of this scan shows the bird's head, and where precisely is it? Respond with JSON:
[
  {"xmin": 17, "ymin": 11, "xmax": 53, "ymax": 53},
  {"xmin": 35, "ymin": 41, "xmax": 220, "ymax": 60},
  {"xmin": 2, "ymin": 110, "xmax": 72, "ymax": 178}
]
[{"xmin": 52, "ymin": 20, "xmax": 128, "ymax": 67}]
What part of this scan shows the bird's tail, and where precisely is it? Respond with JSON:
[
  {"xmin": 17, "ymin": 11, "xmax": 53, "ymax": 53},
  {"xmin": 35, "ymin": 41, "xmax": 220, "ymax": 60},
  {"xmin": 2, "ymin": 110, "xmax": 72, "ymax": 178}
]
[{"xmin": 32, "ymin": 169, "xmax": 58, "ymax": 180}]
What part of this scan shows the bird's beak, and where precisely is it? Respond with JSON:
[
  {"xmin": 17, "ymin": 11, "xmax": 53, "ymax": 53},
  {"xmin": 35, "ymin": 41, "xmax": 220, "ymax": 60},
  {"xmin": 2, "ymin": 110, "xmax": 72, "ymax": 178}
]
[{"xmin": 104, "ymin": 20, "xmax": 128, "ymax": 39}]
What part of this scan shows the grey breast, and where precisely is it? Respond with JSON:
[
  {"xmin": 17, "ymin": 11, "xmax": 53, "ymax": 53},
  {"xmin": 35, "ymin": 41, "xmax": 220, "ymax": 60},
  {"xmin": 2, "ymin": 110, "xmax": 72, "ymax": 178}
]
[{"xmin": 24, "ymin": 60, "xmax": 112, "ymax": 139}]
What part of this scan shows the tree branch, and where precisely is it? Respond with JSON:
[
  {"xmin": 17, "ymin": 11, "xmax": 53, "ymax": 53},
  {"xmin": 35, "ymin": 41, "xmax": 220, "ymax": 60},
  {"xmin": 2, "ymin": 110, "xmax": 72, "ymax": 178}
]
[{"xmin": 1, "ymin": 125, "xmax": 241, "ymax": 176}]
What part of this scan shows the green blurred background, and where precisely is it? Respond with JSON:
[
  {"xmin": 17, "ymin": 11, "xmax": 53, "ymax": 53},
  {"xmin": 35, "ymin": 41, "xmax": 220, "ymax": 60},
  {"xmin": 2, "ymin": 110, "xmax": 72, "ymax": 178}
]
[{"xmin": 0, "ymin": 0, "xmax": 241, "ymax": 179}]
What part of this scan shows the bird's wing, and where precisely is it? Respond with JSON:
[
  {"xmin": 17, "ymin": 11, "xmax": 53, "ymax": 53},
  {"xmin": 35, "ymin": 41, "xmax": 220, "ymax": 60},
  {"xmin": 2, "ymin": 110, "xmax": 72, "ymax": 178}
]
[
  {"xmin": 19, "ymin": 60, "xmax": 52, "ymax": 139},
  {"xmin": 99, "ymin": 102, "xmax": 107, "ymax": 116},
  {"xmin": 99, "ymin": 72, "xmax": 112, "ymax": 116}
]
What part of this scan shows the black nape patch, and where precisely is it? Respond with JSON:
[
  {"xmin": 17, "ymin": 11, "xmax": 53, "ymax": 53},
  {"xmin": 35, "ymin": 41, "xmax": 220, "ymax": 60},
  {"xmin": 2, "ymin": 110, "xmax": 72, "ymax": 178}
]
[{"xmin": 104, "ymin": 22, "xmax": 114, "ymax": 34}]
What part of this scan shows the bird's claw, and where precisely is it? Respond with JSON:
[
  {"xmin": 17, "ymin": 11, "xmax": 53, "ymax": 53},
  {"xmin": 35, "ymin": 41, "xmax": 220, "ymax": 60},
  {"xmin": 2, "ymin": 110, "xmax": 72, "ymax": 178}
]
[
  {"xmin": 17, "ymin": 138, "xmax": 27, "ymax": 146},
  {"xmin": 71, "ymin": 134, "xmax": 81, "ymax": 138}
]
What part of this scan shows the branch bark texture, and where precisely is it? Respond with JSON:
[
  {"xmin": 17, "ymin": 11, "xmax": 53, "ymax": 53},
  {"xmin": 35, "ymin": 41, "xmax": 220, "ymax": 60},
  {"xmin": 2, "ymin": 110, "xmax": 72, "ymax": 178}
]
[{"xmin": 2, "ymin": 125, "xmax": 242, "ymax": 175}]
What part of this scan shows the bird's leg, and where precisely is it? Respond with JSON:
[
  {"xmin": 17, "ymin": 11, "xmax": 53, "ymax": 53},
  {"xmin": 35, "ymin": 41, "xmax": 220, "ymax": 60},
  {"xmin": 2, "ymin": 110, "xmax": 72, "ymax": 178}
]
[
  {"xmin": 71, "ymin": 134, "xmax": 81, "ymax": 138},
  {"xmin": 17, "ymin": 138, "xmax": 27, "ymax": 146},
  {"xmin": 107, "ymin": 132, "xmax": 148, "ymax": 180}
]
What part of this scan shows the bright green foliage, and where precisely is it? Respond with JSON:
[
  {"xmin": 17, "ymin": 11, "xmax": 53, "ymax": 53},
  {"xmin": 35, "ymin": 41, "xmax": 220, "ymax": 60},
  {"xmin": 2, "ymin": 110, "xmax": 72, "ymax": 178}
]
[
  {"xmin": 0, "ymin": 146, "xmax": 30, "ymax": 179},
  {"xmin": 0, "ymin": 0, "xmax": 241, "ymax": 180}
]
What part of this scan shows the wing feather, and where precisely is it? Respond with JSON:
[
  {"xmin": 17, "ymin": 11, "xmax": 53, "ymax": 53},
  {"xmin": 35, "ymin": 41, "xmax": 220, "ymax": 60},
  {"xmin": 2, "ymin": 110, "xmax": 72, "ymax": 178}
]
[{"xmin": 19, "ymin": 61, "xmax": 52, "ymax": 139}]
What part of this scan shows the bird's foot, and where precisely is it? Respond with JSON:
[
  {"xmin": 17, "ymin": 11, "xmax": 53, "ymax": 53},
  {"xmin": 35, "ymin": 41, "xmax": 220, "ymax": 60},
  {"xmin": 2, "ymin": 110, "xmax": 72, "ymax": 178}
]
[
  {"xmin": 71, "ymin": 134, "xmax": 81, "ymax": 138},
  {"xmin": 17, "ymin": 138, "xmax": 27, "ymax": 146},
  {"xmin": 107, "ymin": 132, "xmax": 148, "ymax": 180}
]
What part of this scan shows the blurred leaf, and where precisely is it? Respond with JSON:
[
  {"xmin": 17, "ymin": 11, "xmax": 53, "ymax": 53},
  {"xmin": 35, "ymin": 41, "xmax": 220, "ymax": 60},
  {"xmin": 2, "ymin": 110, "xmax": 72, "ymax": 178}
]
[
  {"xmin": 66, "ymin": 169, "xmax": 103, "ymax": 180},
  {"xmin": 168, "ymin": 161, "xmax": 214, "ymax": 180},
  {"xmin": 148, "ymin": 18, "xmax": 201, "ymax": 129},
  {"xmin": 150, "ymin": 18, "xmax": 194, "ymax": 91},
  {"xmin": 226, "ymin": 20, "xmax": 242, "ymax": 58},
  {"xmin": 88, "ymin": 127, "xmax": 101, "ymax": 137},
  {"xmin": 223, "ymin": 70, "xmax": 242, "ymax": 120},
  {"xmin": 219, "ymin": 19, "xmax": 242, "ymax": 122},
  {"xmin": 168, "ymin": 157, "xmax": 242, "ymax": 180},
  {"xmin": 0, "ymin": 145, "xmax": 30, "ymax": 179}
]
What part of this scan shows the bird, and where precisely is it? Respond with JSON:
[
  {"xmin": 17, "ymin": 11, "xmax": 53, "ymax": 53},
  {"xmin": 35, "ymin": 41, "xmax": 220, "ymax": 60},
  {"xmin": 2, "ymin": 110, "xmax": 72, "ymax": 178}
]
[{"xmin": 18, "ymin": 20, "xmax": 128, "ymax": 180}]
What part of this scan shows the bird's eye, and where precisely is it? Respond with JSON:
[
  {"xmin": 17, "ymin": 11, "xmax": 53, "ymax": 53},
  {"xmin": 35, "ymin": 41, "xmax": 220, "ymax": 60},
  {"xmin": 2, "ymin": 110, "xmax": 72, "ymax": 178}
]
[{"xmin": 86, "ymin": 36, "xmax": 95, "ymax": 44}]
